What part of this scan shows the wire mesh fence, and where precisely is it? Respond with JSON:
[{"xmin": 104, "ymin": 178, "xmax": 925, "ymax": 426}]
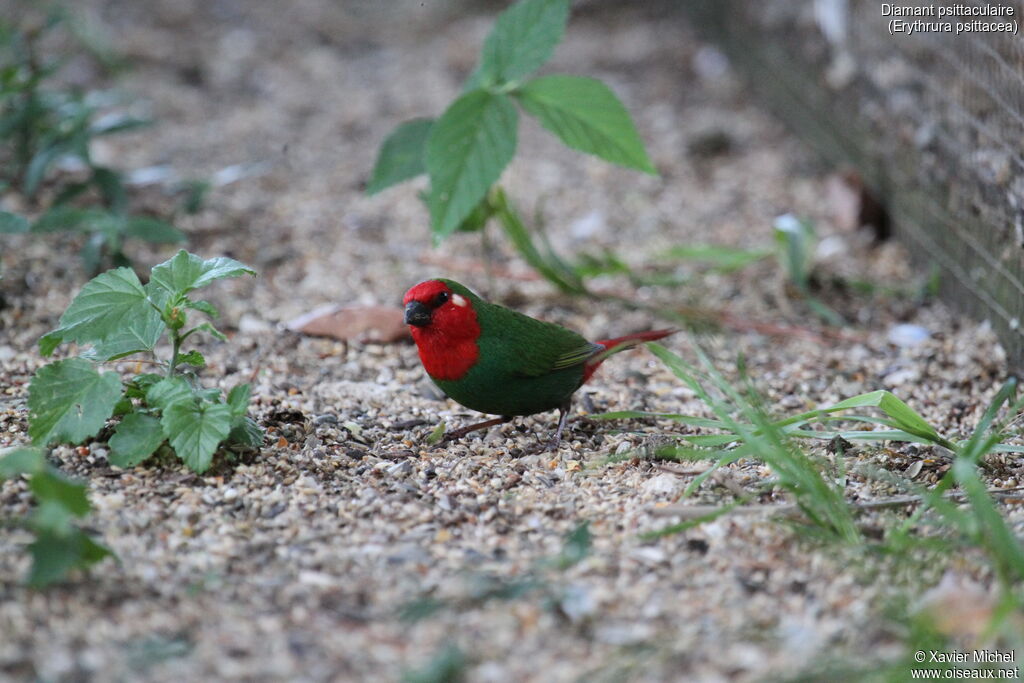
[{"xmin": 688, "ymin": 0, "xmax": 1024, "ymax": 369}]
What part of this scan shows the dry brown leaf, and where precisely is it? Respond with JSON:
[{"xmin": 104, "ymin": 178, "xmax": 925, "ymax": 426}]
[{"xmin": 287, "ymin": 304, "xmax": 409, "ymax": 343}]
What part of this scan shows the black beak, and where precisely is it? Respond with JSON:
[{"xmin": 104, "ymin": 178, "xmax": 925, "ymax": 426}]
[{"xmin": 404, "ymin": 300, "xmax": 432, "ymax": 327}]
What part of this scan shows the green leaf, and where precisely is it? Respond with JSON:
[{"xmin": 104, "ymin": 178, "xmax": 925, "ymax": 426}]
[
  {"xmin": 366, "ymin": 118, "xmax": 434, "ymax": 195},
  {"xmin": 228, "ymin": 415, "xmax": 263, "ymax": 448},
  {"xmin": 0, "ymin": 211, "xmax": 29, "ymax": 234},
  {"xmin": 515, "ymin": 75, "xmax": 655, "ymax": 173},
  {"xmin": 149, "ymin": 250, "xmax": 255, "ymax": 297},
  {"xmin": 38, "ymin": 333, "xmax": 62, "ymax": 357},
  {"xmin": 184, "ymin": 299, "xmax": 218, "ymax": 317},
  {"xmin": 162, "ymin": 401, "xmax": 232, "ymax": 473},
  {"xmin": 227, "ymin": 384, "xmax": 251, "ymax": 418},
  {"xmin": 28, "ymin": 359, "xmax": 123, "ymax": 446},
  {"xmin": 953, "ymin": 458, "xmax": 1024, "ymax": 581},
  {"xmin": 40, "ymin": 267, "xmax": 158, "ymax": 354},
  {"xmin": 553, "ymin": 522, "xmax": 591, "ymax": 570},
  {"xmin": 123, "ymin": 216, "xmax": 187, "ymax": 244},
  {"xmin": 27, "ymin": 528, "xmax": 112, "ymax": 588},
  {"xmin": 468, "ymin": 0, "xmax": 570, "ymax": 89},
  {"xmin": 24, "ymin": 144, "xmax": 64, "ymax": 196},
  {"xmin": 660, "ymin": 244, "xmax": 771, "ymax": 272},
  {"xmin": 181, "ymin": 321, "xmax": 226, "ymax": 343},
  {"xmin": 29, "ymin": 470, "xmax": 91, "ymax": 518},
  {"xmin": 425, "ymin": 91, "xmax": 518, "ymax": 239},
  {"xmin": 178, "ymin": 350, "xmax": 205, "ymax": 367},
  {"xmin": 145, "ymin": 377, "xmax": 193, "ymax": 412},
  {"xmin": 109, "ymin": 413, "xmax": 165, "ymax": 467},
  {"xmin": 773, "ymin": 214, "xmax": 815, "ymax": 290},
  {"xmin": 426, "ymin": 420, "xmax": 446, "ymax": 445},
  {"xmin": 402, "ymin": 644, "xmax": 466, "ymax": 683},
  {"xmin": 0, "ymin": 446, "xmax": 46, "ymax": 478},
  {"xmin": 92, "ymin": 166, "xmax": 127, "ymax": 211},
  {"xmin": 31, "ymin": 206, "xmax": 106, "ymax": 233},
  {"xmin": 31, "ymin": 499, "xmax": 77, "ymax": 535},
  {"xmin": 90, "ymin": 114, "xmax": 151, "ymax": 136},
  {"xmin": 126, "ymin": 373, "xmax": 164, "ymax": 399},
  {"xmin": 815, "ymin": 391, "xmax": 948, "ymax": 447},
  {"xmin": 79, "ymin": 310, "xmax": 166, "ymax": 361}
]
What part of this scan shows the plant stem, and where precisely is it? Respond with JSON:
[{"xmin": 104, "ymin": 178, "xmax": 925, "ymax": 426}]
[{"xmin": 167, "ymin": 332, "xmax": 181, "ymax": 378}]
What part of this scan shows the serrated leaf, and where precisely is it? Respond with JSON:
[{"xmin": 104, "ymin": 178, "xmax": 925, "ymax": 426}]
[
  {"xmin": 149, "ymin": 250, "xmax": 255, "ymax": 297},
  {"xmin": 184, "ymin": 299, "xmax": 218, "ymax": 317},
  {"xmin": 515, "ymin": 75, "xmax": 655, "ymax": 173},
  {"xmin": 28, "ymin": 359, "xmax": 123, "ymax": 446},
  {"xmin": 40, "ymin": 267, "xmax": 158, "ymax": 354},
  {"xmin": 367, "ymin": 118, "xmax": 434, "ymax": 195},
  {"xmin": 123, "ymin": 216, "xmax": 186, "ymax": 244},
  {"xmin": 145, "ymin": 377, "xmax": 193, "ymax": 412},
  {"xmin": 38, "ymin": 333, "xmax": 62, "ymax": 357},
  {"xmin": 178, "ymin": 350, "xmax": 205, "ymax": 367},
  {"xmin": 31, "ymin": 499, "xmax": 76, "ymax": 535},
  {"xmin": 27, "ymin": 528, "xmax": 112, "ymax": 587},
  {"xmin": 468, "ymin": 0, "xmax": 570, "ymax": 89},
  {"xmin": 227, "ymin": 384, "xmax": 251, "ymax": 418},
  {"xmin": 425, "ymin": 90, "xmax": 517, "ymax": 239},
  {"xmin": 29, "ymin": 470, "xmax": 91, "ymax": 518},
  {"xmin": 0, "ymin": 210, "xmax": 29, "ymax": 234},
  {"xmin": 0, "ymin": 446, "xmax": 45, "ymax": 478},
  {"xmin": 125, "ymin": 373, "xmax": 164, "ymax": 399},
  {"xmin": 109, "ymin": 413, "xmax": 165, "ymax": 467},
  {"xmin": 162, "ymin": 401, "xmax": 232, "ymax": 473},
  {"xmin": 183, "ymin": 321, "xmax": 226, "ymax": 343},
  {"xmin": 228, "ymin": 415, "xmax": 263, "ymax": 448},
  {"xmin": 79, "ymin": 309, "xmax": 166, "ymax": 361}
]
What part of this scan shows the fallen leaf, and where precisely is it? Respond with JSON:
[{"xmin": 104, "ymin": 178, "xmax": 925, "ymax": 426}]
[{"xmin": 287, "ymin": 304, "xmax": 408, "ymax": 343}]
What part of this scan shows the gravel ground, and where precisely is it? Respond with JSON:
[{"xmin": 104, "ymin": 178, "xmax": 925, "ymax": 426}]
[{"xmin": 2, "ymin": 1, "xmax": 1022, "ymax": 681}]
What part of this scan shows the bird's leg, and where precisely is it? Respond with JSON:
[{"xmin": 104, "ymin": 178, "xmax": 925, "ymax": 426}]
[
  {"xmin": 546, "ymin": 400, "xmax": 572, "ymax": 451},
  {"xmin": 443, "ymin": 416, "xmax": 512, "ymax": 443}
]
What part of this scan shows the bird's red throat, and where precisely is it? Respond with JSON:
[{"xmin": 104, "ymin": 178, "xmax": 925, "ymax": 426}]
[{"xmin": 405, "ymin": 281, "xmax": 481, "ymax": 381}]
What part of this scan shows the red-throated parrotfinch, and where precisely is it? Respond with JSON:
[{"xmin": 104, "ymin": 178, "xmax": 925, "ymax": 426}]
[{"xmin": 403, "ymin": 278, "xmax": 673, "ymax": 448}]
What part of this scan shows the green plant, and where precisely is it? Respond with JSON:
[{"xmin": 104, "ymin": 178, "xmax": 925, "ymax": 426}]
[
  {"xmin": 0, "ymin": 445, "xmax": 112, "ymax": 586},
  {"xmin": 772, "ymin": 214, "xmax": 844, "ymax": 326},
  {"xmin": 598, "ymin": 341, "xmax": 1024, "ymax": 582},
  {"xmin": 27, "ymin": 250, "xmax": 262, "ymax": 474},
  {"xmin": 368, "ymin": 0, "xmax": 654, "ymax": 290},
  {"xmin": 0, "ymin": 6, "xmax": 186, "ymax": 272}
]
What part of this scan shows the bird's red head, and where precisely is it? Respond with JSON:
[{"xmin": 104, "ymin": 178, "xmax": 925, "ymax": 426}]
[{"xmin": 403, "ymin": 279, "xmax": 481, "ymax": 380}]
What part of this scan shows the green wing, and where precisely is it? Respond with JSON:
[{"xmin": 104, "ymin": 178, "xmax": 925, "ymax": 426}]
[
  {"xmin": 436, "ymin": 278, "xmax": 601, "ymax": 377},
  {"xmin": 474, "ymin": 299, "xmax": 600, "ymax": 377},
  {"xmin": 550, "ymin": 340, "xmax": 603, "ymax": 370}
]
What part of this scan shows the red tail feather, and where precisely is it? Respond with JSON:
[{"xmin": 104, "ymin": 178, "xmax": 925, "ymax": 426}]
[{"xmin": 582, "ymin": 329, "xmax": 675, "ymax": 383}]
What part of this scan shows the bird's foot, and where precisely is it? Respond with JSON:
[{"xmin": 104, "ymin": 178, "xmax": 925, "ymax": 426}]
[{"xmin": 439, "ymin": 416, "xmax": 512, "ymax": 445}]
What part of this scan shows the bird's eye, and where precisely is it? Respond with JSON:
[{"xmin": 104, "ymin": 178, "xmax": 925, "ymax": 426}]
[{"xmin": 432, "ymin": 291, "xmax": 450, "ymax": 307}]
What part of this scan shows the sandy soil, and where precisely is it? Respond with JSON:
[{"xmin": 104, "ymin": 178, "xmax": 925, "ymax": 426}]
[{"xmin": 2, "ymin": 1, "xmax": 1022, "ymax": 681}]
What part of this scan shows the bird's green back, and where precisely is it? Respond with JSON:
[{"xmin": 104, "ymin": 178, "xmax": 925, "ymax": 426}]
[{"xmin": 433, "ymin": 280, "xmax": 599, "ymax": 416}]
